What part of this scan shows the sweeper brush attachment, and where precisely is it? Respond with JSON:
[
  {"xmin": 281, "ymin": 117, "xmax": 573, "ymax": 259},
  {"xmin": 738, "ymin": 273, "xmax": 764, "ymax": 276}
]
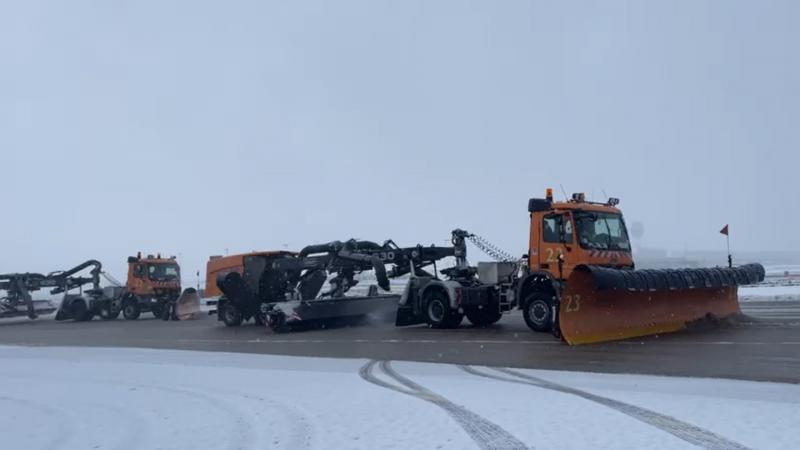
[{"xmin": 559, "ymin": 263, "xmax": 765, "ymax": 345}]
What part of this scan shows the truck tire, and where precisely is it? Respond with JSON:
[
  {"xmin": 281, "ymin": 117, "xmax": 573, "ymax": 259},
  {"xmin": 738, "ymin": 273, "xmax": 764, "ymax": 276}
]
[
  {"xmin": 221, "ymin": 303, "xmax": 243, "ymax": 327},
  {"xmin": 466, "ymin": 307, "xmax": 502, "ymax": 327},
  {"xmin": 523, "ymin": 292, "xmax": 553, "ymax": 332},
  {"xmin": 254, "ymin": 313, "xmax": 265, "ymax": 326},
  {"xmin": 123, "ymin": 300, "xmax": 141, "ymax": 320},
  {"xmin": 424, "ymin": 291, "xmax": 463, "ymax": 329},
  {"xmin": 99, "ymin": 306, "xmax": 120, "ymax": 320},
  {"xmin": 71, "ymin": 299, "xmax": 93, "ymax": 322},
  {"xmin": 151, "ymin": 302, "xmax": 164, "ymax": 319},
  {"xmin": 266, "ymin": 312, "xmax": 290, "ymax": 333}
]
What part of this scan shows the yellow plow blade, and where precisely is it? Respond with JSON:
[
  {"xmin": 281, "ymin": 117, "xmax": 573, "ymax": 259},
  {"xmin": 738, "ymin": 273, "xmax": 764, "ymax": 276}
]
[{"xmin": 559, "ymin": 264, "xmax": 765, "ymax": 345}]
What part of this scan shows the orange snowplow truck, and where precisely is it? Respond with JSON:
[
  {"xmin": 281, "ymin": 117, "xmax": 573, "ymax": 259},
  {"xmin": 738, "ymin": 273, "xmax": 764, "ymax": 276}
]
[
  {"xmin": 528, "ymin": 190, "xmax": 759, "ymax": 344},
  {"xmin": 395, "ymin": 189, "xmax": 765, "ymax": 344},
  {"xmin": 118, "ymin": 253, "xmax": 183, "ymax": 319},
  {"xmin": 55, "ymin": 253, "xmax": 200, "ymax": 321}
]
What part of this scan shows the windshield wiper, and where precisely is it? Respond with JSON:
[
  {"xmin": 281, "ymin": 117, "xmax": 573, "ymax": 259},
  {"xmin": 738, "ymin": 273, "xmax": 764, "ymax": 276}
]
[{"xmin": 600, "ymin": 218, "xmax": 614, "ymax": 249}]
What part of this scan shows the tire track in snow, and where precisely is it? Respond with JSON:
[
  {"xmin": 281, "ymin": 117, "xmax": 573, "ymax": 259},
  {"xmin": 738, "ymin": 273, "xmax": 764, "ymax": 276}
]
[
  {"xmin": 123, "ymin": 376, "xmax": 315, "ymax": 449},
  {"xmin": 0, "ymin": 372, "xmax": 150, "ymax": 450},
  {"xmin": 381, "ymin": 361, "xmax": 529, "ymax": 450},
  {"xmin": 0, "ymin": 370, "xmax": 256, "ymax": 450},
  {"xmin": 459, "ymin": 365, "xmax": 750, "ymax": 450},
  {"xmin": 120, "ymin": 382, "xmax": 257, "ymax": 450},
  {"xmin": 205, "ymin": 384, "xmax": 314, "ymax": 449},
  {"xmin": 359, "ymin": 359, "xmax": 417, "ymax": 395},
  {"xmin": 0, "ymin": 395, "xmax": 77, "ymax": 450},
  {"xmin": 86, "ymin": 402, "xmax": 150, "ymax": 450},
  {"xmin": 359, "ymin": 360, "xmax": 529, "ymax": 450}
]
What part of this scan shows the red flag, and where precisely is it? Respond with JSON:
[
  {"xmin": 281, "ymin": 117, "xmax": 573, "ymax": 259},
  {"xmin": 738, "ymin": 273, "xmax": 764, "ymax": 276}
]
[{"xmin": 720, "ymin": 224, "xmax": 729, "ymax": 236}]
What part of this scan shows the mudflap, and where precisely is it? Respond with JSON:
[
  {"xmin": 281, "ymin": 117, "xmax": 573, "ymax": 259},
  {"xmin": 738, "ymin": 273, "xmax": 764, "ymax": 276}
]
[
  {"xmin": 395, "ymin": 305, "xmax": 424, "ymax": 327},
  {"xmin": 54, "ymin": 299, "xmax": 73, "ymax": 321},
  {"xmin": 559, "ymin": 263, "xmax": 765, "ymax": 345},
  {"xmin": 175, "ymin": 288, "xmax": 201, "ymax": 320}
]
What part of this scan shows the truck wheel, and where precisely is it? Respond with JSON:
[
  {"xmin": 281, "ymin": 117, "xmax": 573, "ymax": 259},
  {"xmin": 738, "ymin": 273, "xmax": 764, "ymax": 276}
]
[
  {"xmin": 266, "ymin": 312, "xmax": 290, "ymax": 333},
  {"xmin": 466, "ymin": 307, "xmax": 502, "ymax": 327},
  {"xmin": 71, "ymin": 299, "xmax": 93, "ymax": 322},
  {"xmin": 425, "ymin": 291, "xmax": 463, "ymax": 329},
  {"xmin": 523, "ymin": 293, "xmax": 553, "ymax": 332},
  {"xmin": 99, "ymin": 306, "xmax": 120, "ymax": 320},
  {"xmin": 254, "ymin": 313, "xmax": 265, "ymax": 326},
  {"xmin": 151, "ymin": 303, "xmax": 164, "ymax": 319},
  {"xmin": 123, "ymin": 301, "xmax": 141, "ymax": 320},
  {"xmin": 221, "ymin": 303, "xmax": 243, "ymax": 327}
]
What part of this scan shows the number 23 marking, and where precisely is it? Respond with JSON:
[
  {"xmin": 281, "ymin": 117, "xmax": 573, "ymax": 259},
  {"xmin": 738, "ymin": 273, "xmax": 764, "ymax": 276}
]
[{"xmin": 563, "ymin": 294, "xmax": 581, "ymax": 313}]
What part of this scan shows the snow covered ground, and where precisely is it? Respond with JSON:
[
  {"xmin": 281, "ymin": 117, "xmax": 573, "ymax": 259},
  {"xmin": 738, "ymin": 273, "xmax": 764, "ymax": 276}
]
[
  {"xmin": 0, "ymin": 346, "xmax": 797, "ymax": 450},
  {"xmin": 739, "ymin": 264, "xmax": 800, "ymax": 302},
  {"xmin": 739, "ymin": 284, "xmax": 800, "ymax": 302}
]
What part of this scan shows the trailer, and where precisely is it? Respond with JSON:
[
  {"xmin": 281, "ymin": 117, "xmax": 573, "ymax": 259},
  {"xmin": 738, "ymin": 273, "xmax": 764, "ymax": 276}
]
[{"xmin": 209, "ymin": 238, "xmax": 455, "ymax": 332}]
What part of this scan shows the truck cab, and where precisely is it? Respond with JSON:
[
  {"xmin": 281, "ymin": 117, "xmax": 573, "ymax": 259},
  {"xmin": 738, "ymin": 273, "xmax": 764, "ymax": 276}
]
[
  {"xmin": 518, "ymin": 190, "xmax": 633, "ymax": 332},
  {"xmin": 126, "ymin": 254, "xmax": 181, "ymax": 295},
  {"xmin": 121, "ymin": 253, "xmax": 182, "ymax": 319},
  {"xmin": 527, "ymin": 190, "xmax": 634, "ymax": 280}
]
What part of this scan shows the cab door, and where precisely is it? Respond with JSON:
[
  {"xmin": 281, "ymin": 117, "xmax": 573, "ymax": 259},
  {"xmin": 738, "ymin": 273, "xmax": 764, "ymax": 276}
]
[
  {"xmin": 537, "ymin": 213, "xmax": 575, "ymax": 279},
  {"xmin": 127, "ymin": 263, "xmax": 146, "ymax": 294}
]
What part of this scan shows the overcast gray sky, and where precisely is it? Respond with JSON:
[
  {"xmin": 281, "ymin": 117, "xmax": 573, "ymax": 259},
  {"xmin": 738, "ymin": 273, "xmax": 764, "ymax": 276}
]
[{"xmin": 2, "ymin": 1, "xmax": 798, "ymax": 280}]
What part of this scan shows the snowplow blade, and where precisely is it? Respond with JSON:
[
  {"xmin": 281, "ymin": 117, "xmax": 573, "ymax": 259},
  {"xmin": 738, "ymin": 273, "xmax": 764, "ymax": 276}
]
[
  {"xmin": 559, "ymin": 263, "xmax": 765, "ymax": 345},
  {"xmin": 266, "ymin": 295, "xmax": 400, "ymax": 332},
  {"xmin": 175, "ymin": 288, "xmax": 201, "ymax": 320},
  {"xmin": 2, "ymin": 300, "xmax": 56, "ymax": 319}
]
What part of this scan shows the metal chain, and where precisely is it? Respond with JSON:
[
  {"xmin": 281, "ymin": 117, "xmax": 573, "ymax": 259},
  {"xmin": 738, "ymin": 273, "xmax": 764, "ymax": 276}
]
[
  {"xmin": 101, "ymin": 271, "xmax": 123, "ymax": 287},
  {"xmin": 465, "ymin": 233, "xmax": 517, "ymax": 262}
]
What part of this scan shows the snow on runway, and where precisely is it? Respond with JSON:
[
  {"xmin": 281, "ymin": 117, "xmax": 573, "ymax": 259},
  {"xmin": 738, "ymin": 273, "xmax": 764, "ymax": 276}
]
[{"xmin": 0, "ymin": 346, "xmax": 797, "ymax": 450}]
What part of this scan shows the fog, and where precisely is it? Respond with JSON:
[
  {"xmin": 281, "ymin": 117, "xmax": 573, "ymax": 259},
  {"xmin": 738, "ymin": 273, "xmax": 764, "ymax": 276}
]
[{"xmin": 2, "ymin": 1, "xmax": 798, "ymax": 281}]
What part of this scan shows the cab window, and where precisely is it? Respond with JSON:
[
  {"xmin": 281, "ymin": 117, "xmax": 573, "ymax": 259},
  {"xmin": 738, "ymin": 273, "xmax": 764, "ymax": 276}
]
[
  {"xmin": 574, "ymin": 211, "xmax": 631, "ymax": 250},
  {"xmin": 134, "ymin": 264, "xmax": 145, "ymax": 278},
  {"xmin": 542, "ymin": 214, "xmax": 573, "ymax": 243}
]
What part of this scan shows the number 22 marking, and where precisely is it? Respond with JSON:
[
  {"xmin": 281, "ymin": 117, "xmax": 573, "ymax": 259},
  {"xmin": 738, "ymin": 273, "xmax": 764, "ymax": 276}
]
[{"xmin": 544, "ymin": 248, "xmax": 563, "ymax": 263}]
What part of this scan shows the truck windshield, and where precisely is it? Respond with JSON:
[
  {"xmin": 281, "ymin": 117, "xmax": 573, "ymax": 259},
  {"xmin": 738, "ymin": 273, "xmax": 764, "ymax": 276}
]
[
  {"xmin": 574, "ymin": 212, "xmax": 631, "ymax": 251},
  {"xmin": 148, "ymin": 264, "xmax": 180, "ymax": 281}
]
